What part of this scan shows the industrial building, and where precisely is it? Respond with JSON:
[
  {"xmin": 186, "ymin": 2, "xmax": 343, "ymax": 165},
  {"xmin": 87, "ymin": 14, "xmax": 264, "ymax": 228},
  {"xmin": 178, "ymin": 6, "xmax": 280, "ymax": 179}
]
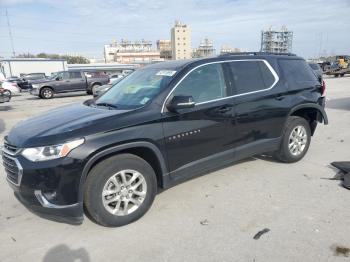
[
  {"xmin": 171, "ymin": 21, "xmax": 192, "ymax": 60},
  {"xmin": 0, "ymin": 58, "xmax": 67, "ymax": 78},
  {"xmin": 104, "ymin": 39, "xmax": 161, "ymax": 64},
  {"xmin": 156, "ymin": 40, "xmax": 172, "ymax": 60},
  {"xmin": 192, "ymin": 38, "xmax": 215, "ymax": 58},
  {"xmin": 260, "ymin": 26, "xmax": 293, "ymax": 53}
]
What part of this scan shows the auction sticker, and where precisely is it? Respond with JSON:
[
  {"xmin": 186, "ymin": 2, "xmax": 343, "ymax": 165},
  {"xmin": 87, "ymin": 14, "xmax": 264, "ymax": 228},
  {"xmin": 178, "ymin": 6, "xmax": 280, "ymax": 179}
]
[{"xmin": 156, "ymin": 70, "xmax": 177, "ymax": 76}]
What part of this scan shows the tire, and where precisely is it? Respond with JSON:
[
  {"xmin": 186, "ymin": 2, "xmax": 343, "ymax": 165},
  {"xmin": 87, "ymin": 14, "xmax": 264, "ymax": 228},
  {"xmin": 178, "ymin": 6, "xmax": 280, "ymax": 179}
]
[
  {"xmin": 40, "ymin": 87, "xmax": 54, "ymax": 99},
  {"xmin": 88, "ymin": 84, "xmax": 100, "ymax": 95},
  {"xmin": 275, "ymin": 116, "xmax": 311, "ymax": 163},
  {"xmin": 3, "ymin": 89, "xmax": 11, "ymax": 97},
  {"xmin": 340, "ymin": 74, "xmax": 345, "ymax": 77},
  {"xmin": 84, "ymin": 154, "xmax": 157, "ymax": 227}
]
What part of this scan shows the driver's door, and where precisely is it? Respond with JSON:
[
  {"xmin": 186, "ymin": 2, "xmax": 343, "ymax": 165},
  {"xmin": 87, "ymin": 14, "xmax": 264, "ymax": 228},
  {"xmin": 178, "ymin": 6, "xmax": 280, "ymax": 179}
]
[{"xmin": 162, "ymin": 62, "xmax": 234, "ymax": 180}]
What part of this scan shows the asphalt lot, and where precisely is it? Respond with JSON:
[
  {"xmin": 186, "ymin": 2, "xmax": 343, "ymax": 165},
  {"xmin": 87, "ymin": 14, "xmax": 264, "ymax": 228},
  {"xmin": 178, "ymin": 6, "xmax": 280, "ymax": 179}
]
[{"xmin": 1, "ymin": 77, "xmax": 350, "ymax": 262}]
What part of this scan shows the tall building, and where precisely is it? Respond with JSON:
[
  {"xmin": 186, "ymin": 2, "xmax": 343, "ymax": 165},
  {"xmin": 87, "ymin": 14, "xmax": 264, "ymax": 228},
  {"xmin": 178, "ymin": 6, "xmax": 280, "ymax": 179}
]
[
  {"xmin": 171, "ymin": 21, "xmax": 192, "ymax": 60},
  {"xmin": 104, "ymin": 39, "xmax": 161, "ymax": 63},
  {"xmin": 192, "ymin": 38, "xmax": 215, "ymax": 58},
  {"xmin": 260, "ymin": 26, "xmax": 293, "ymax": 53},
  {"xmin": 156, "ymin": 40, "xmax": 172, "ymax": 60}
]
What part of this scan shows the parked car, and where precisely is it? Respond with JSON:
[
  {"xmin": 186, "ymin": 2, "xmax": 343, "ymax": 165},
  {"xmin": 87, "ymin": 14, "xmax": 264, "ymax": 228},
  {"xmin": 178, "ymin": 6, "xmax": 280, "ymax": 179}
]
[
  {"xmin": 1, "ymin": 81, "xmax": 21, "ymax": 96},
  {"xmin": 2, "ymin": 52, "xmax": 328, "ymax": 227},
  {"xmin": 0, "ymin": 87, "xmax": 11, "ymax": 103},
  {"xmin": 30, "ymin": 70, "xmax": 109, "ymax": 98},
  {"xmin": 20, "ymin": 73, "xmax": 46, "ymax": 81},
  {"xmin": 308, "ymin": 62, "xmax": 323, "ymax": 82},
  {"xmin": 92, "ymin": 78, "xmax": 124, "ymax": 97}
]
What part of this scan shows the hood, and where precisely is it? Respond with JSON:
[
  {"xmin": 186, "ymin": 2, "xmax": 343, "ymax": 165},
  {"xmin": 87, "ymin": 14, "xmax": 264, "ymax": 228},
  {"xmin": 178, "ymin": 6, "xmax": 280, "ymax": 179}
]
[{"xmin": 6, "ymin": 103, "xmax": 131, "ymax": 147}]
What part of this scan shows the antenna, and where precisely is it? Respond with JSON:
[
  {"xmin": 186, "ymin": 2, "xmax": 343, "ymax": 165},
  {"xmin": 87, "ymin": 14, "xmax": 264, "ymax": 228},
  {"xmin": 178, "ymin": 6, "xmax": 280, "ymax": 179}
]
[{"xmin": 5, "ymin": 8, "xmax": 16, "ymax": 57}]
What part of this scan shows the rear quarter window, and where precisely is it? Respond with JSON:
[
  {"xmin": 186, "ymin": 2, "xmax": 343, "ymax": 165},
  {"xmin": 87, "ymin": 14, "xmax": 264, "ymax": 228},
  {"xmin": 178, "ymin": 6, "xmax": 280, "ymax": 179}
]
[
  {"xmin": 229, "ymin": 61, "xmax": 276, "ymax": 95},
  {"xmin": 279, "ymin": 59, "xmax": 318, "ymax": 88}
]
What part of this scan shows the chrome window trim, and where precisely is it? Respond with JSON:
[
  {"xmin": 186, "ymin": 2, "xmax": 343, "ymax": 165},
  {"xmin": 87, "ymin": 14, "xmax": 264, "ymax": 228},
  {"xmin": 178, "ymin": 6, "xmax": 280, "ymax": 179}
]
[{"xmin": 161, "ymin": 59, "xmax": 279, "ymax": 112}]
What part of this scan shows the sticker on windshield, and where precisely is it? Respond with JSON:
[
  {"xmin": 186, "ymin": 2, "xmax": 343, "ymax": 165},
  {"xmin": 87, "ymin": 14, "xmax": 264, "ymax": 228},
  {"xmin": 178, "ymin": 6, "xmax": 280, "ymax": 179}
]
[{"xmin": 156, "ymin": 70, "xmax": 177, "ymax": 77}]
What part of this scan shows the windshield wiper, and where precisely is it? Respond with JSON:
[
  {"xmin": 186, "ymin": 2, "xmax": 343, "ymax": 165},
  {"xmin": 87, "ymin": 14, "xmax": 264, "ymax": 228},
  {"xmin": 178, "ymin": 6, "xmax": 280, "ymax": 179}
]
[{"xmin": 95, "ymin": 102, "xmax": 118, "ymax": 109}]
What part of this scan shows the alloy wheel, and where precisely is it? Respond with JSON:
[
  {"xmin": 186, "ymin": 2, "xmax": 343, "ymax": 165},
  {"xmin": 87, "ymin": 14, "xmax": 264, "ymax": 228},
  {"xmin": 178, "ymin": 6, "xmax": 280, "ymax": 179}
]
[
  {"xmin": 102, "ymin": 170, "xmax": 147, "ymax": 216},
  {"xmin": 288, "ymin": 125, "xmax": 307, "ymax": 156}
]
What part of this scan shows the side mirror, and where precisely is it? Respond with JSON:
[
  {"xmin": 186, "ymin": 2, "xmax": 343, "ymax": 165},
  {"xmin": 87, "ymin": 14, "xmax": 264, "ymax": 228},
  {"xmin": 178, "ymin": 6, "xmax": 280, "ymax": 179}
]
[
  {"xmin": 55, "ymin": 77, "xmax": 61, "ymax": 81},
  {"xmin": 167, "ymin": 95, "xmax": 195, "ymax": 112}
]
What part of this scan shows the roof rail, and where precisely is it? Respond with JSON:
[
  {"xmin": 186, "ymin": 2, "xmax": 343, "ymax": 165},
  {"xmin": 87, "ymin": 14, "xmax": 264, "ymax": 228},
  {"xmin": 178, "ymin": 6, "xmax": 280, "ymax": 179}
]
[{"xmin": 219, "ymin": 52, "xmax": 297, "ymax": 57}]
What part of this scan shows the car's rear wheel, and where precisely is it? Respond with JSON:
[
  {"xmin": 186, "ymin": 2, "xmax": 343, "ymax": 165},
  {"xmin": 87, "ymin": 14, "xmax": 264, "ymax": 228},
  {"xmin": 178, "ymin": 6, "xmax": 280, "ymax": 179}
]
[
  {"xmin": 275, "ymin": 116, "xmax": 311, "ymax": 163},
  {"xmin": 84, "ymin": 154, "xmax": 157, "ymax": 227},
  {"xmin": 88, "ymin": 84, "xmax": 100, "ymax": 95},
  {"xmin": 40, "ymin": 87, "xmax": 54, "ymax": 99}
]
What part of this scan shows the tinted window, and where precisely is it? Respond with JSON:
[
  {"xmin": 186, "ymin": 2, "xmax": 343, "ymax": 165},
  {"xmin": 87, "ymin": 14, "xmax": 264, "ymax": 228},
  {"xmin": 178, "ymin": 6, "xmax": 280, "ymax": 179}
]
[
  {"xmin": 69, "ymin": 72, "xmax": 82, "ymax": 79},
  {"xmin": 229, "ymin": 61, "xmax": 275, "ymax": 95},
  {"xmin": 173, "ymin": 63, "xmax": 226, "ymax": 103},
  {"xmin": 279, "ymin": 59, "xmax": 318, "ymax": 83}
]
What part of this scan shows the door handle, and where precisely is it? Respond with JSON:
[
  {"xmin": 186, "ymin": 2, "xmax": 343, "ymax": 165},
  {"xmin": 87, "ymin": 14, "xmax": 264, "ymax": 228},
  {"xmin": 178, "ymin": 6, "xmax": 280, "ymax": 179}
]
[
  {"xmin": 217, "ymin": 106, "xmax": 232, "ymax": 113},
  {"xmin": 275, "ymin": 94, "xmax": 285, "ymax": 101}
]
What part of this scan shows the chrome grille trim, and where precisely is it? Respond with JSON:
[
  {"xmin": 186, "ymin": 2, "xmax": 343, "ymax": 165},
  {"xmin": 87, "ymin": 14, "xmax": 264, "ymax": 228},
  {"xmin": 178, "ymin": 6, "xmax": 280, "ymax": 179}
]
[
  {"xmin": 2, "ymin": 152, "xmax": 23, "ymax": 186},
  {"xmin": 3, "ymin": 142, "xmax": 21, "ymax": 156}
]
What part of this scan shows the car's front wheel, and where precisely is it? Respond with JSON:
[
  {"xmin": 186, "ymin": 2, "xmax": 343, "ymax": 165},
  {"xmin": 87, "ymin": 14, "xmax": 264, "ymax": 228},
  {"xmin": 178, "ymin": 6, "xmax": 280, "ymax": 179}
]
[
  {"xmin": 84, "ymin": 154, "xmax": 157, "ymax": 227},
  {"xmin": 40, "ymin": 87, "xmax": 54, "ymax": 99},
  {"xmin": 275, "ymin": 116, "xmax": 311, "ymax": 163}
]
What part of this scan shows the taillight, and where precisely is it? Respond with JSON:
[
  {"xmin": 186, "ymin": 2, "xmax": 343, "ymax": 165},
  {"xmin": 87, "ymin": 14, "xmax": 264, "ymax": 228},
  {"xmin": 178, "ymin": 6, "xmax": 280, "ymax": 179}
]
[{"xmin": 321, "ymin": 80, "xmax": 326, "ymax": 96}]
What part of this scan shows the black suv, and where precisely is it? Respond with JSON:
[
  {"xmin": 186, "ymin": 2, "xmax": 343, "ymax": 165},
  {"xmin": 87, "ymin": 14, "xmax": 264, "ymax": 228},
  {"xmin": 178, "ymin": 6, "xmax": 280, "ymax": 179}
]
[{"xmin": 2, "ymin": 53, "xmax": 328, "ymax": 227}]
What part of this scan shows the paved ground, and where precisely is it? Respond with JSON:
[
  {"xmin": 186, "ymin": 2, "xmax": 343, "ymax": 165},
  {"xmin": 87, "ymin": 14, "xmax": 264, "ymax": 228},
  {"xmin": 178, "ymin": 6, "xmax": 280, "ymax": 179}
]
[{"xmin": 0, "ymin": 78, "xmax": 350, "ymax": 262}]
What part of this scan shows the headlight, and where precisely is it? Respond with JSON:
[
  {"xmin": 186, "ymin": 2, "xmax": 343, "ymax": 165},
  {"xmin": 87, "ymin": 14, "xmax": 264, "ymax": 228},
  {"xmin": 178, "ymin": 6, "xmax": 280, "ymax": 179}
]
[
  {"xmin": 21, "ymin": 138, "xmax": 84, "ymax": 162},
  {"xmin": 32, "ymin": 84, "xmax": 39, "ymax": 88}
]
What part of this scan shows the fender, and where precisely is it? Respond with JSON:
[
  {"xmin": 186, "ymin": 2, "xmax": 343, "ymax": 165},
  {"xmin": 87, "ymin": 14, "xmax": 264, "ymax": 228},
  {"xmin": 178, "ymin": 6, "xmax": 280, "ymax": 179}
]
[
  {"xmin": 78, "ymin": 141, "xmax": 169, "ymax": 202},
  {"xmin": 40, "ymin": 85, "xmax": 55, "ymax": 93},
  {"xmin": 289, "ymin": 103, "xmax": 328, "ymax": 125}
]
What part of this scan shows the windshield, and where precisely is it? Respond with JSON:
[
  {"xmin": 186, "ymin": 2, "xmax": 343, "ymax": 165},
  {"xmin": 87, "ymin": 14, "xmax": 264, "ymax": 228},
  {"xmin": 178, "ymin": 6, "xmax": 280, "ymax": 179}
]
[
  {"xmin": 95, "ymin": 68, "xmax": 176, "ymax": 109},
  {"xmin": 48, "ymin": 72, "xmax": 62, "ymax": 80}
]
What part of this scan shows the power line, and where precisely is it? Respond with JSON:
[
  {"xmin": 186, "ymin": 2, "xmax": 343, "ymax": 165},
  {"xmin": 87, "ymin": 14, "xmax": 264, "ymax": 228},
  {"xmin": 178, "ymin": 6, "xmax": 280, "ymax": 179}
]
[{"xmin": 5, "ymin": 8, "xmax": 16, "ymax": 57}]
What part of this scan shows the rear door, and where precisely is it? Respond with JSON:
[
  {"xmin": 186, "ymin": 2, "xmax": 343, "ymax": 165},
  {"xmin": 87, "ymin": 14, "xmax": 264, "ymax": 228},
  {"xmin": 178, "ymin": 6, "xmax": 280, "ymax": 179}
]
[
  {"xmin": 68, "ymin": 71, "xmax": 86, "ymax": 91},
  {"xmin": 162, "ymin": 62, "xmax": 234, "ymax": 179},
  {"xmin": 227, "ymin": 60, "xmax": 287, "ymax": 156}
]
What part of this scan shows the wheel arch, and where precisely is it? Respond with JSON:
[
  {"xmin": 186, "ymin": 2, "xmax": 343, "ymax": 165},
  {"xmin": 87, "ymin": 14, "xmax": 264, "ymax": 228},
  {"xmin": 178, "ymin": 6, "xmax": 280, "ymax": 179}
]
[
  {"xmin": 40, "ymin": 85, "xmax": 55, "ymax": 93},
  {"xmin": 288, "ymin": 103, "xmax": 328, "ymax": 135},
  {"xmin": 78, "ymin": 141, "xmax": 168, "ymax": 202}
]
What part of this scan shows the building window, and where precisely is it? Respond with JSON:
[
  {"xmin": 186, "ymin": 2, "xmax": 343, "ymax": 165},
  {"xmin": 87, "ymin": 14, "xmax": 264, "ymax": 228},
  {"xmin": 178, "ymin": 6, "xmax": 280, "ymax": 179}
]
[{"xmin": 183, "ymin": 37, "xmax": 186, "ymax": 40}]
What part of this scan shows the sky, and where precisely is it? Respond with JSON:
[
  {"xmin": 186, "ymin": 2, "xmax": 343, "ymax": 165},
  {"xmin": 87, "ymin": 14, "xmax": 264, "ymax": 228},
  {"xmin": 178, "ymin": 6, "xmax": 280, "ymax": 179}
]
[{"xmin": 0, "ymin": 0, "xmax": 349, "ymax": 59}]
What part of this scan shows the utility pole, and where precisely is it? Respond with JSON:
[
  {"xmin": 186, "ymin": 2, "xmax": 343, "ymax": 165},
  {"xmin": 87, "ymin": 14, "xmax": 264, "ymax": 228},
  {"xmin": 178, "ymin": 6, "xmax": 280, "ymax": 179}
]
[{"xmin": 5, "ymin": 8, "xmax": 16, "ymax": 57}]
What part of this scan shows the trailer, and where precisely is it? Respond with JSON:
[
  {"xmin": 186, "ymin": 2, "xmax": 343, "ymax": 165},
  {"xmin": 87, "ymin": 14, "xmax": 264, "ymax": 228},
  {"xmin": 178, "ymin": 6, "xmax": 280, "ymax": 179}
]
[
  {"xmin": 0, "ymin": 58, "xmax": 67, "ymax": 78},
  {"xmin": 325, "ymin": 67, "xmax": 350, "ymax": 77}
]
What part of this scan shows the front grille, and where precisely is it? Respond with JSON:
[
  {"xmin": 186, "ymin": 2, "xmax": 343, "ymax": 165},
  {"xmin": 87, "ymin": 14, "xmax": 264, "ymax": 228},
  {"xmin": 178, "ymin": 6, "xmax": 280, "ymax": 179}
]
[
  {"xmin": 3, "ymin": 142, "xmax": 19, "ymax": 155},
  {"xmin": 2, "ymin": 153, "xmax": 22, "ymax": 186}
]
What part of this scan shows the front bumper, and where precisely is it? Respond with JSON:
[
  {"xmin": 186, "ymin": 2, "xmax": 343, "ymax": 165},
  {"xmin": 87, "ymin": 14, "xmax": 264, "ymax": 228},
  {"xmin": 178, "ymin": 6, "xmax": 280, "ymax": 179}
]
[
  {"xmin": 30, "ymin": 88, "xmax": 40, "ymax": 96},
  {"xmin": 2, "ymin": 148, "xmax": 85, "ymax": 224}
]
